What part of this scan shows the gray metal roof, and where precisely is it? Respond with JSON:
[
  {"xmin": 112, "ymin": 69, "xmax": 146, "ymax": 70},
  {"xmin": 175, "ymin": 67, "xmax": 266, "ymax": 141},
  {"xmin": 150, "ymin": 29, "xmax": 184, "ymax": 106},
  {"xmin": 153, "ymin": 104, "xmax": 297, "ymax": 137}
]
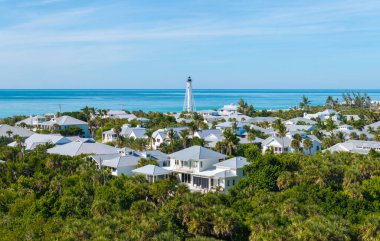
[
  {"xmin": 132, "ymin": 165, "xmax": 171, "ymax": 176},
  {"xmin": 102, "ymin": 155, "xmax": 140, "ymax": 168},
  {"xmin": 0, "ymin": 124, "xmax": 34, "ymax": 138},
  {"xmin": 214, "ymin": 156, "xmax": 248, "ymax": 169},
  {"xmin": 47, "ymin": 141, "xmax": 119, "ymax": 156},
  {"xmin": 169, "ymin": 145, "xmax": 226, "ymax": 161},
  {"xmin": 41, "ymin": 116, "xmax": 87, "ymax": 126}
]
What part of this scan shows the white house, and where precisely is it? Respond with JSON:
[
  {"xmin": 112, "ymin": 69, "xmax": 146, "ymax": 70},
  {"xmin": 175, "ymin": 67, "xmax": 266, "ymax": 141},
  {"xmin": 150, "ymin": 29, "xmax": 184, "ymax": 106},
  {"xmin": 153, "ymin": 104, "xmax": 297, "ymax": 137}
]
[
  {"xmin": 47, "ymin": 139, "xmax": 119, "ymax": 156},
  {"xmin": 262, "ymin": 134, "xmax": 321, "ymax": 155},
  {"xmin": 151, "ymin": 127, "xmax": 189, "ymax": 150},
  {"xmin": 16, "ymin": 115, "xmax": 47, "ymax": 128},
  {"xmin": 218, "ymin": 104, "xmax": 240, "ymax": 116},
  {"xmin": 304, "ymin": 109, "xmax": 339, "ymax": 121},
  {"xmin": 39, "ymin": 116, "xmax": 90, "ymax": 137},
  {"xmin": 8, "ymin": 133, "xmax": 71, "ymax": 150},
  {"xmin": 101, "ymin": 155, "xmax": 141, "ymax": 176},
  {"xmin": 324, "ymin": 140, "xmax": 380, "ymax": 154},
  {"xmin": 285, "ymin": 117, "xmax": 317, "ymax": 126},
  {"xmin": 102, "ymin": 124, "xmax": 147, "ymax": 143},
  {"xmin": 132, "ymin": 165, "xmax": 171, "ymax": 183},
  {"xmin": 168, "ymin": 146, "xmax": 227, "ymax": 187}
]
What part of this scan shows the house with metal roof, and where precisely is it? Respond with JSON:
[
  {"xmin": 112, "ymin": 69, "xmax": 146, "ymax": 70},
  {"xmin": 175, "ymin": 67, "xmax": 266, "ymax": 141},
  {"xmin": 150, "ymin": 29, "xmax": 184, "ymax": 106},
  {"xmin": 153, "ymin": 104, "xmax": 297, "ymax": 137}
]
[
  {"xmin": 47, "ymin": 140, "xmax": 119, "ymax": 156},
  {"xmin": 16, "ymin": 115, "xmax": 47, "ymax": 128},
  {"xmin": 0, "ymin": 124, "xmax": 34, "ymax": 139},
  {"xmin": 39, "ymin": 116, "xmax": 90, "ymax": 137},
  {"xmin": 190, "ymin": 156, "xmax": 249, "ymax": 193},
  {"xmin": 304, "ymin": 109, "xmax": 340, "ymax": 121},
  {"xmin": 324, "ymin": 140, "xmax": 380, "ymax": 154},
  {"xmin": 132, "ymin": 165, "xmax": 171, "ymax": 183},
  {"xmin": 262, "ymin": 134, "xmax": 321, "ymax": 155},
  {"xmin": 285, "ymin": 117, "xmax": 317, "ymax": 125},
  {"xmin": 168, "ymin": 145, "xmax": 226, "ymax": 186},
  {"xmin": 151, "ymin": 127, "xmax": 189, "ymax": 150},
  {"xmin": 8, "ymin": 133, "xmax": 71, "ymax": 150},
  {"xmin": 101, "ymin": 155, "xmax": 141, "ymax": 176}
]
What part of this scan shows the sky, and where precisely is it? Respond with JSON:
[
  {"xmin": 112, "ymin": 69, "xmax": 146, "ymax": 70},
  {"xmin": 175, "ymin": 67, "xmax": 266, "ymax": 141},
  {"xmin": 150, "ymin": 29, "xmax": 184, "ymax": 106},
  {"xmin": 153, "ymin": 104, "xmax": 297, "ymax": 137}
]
[{"xmin": 0, "ymin": 0, "xmax": 380, "ymax": 89}]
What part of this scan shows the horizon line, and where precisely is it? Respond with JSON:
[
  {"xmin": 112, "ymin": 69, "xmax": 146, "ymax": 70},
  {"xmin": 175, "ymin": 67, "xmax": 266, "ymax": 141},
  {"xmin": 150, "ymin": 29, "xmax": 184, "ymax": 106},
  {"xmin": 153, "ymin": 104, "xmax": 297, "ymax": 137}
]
[{"xmin": 1, "ymin": 88, "xmax": 380, "ymax": 91}]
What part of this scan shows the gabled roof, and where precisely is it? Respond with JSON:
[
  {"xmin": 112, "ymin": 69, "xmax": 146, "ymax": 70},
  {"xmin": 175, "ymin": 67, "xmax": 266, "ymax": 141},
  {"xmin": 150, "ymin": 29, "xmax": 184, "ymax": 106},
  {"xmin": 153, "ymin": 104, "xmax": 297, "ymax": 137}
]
[
  {"xmin": 102, "ymin": 155, "xmax": 140, "ymax": 168},
  {"xmin": 286, "ymin": 117, "xmax": 317, "ymax": 125},
  {"xmin": 107, "ymin": 110, "xmax": 127, "ymax": 115},
  {"xmin": 250, "ymin": 117, "xmax": 280, "ymax": 124},
  {"xmin": 214, "ymin": 156, "xmax": 248, "ymax": 169},
  {"xmin": 16, "ymin": 115, "xmax": 46, "ymax": 126},
  {"xmin": 262, "ymin": 136, "xmax": 292, "ymax": 147},
  {"xmin": 47, "ymin": 141, "xmax": 119, "ymax": 156},
  {"xmin": 8, "ymin": 133, "xmax": 70, "ymax": 150},
  {"xmin": 138, "ymin": 150, "xmax": 169, "ymax": 162},
  {"xmin": 42, "ymin": 116, "xmax": 87, "ymax": 126},
  {"xmin": 169, "ymin": 145, "xmax": 226, "ymax": 161},
  {"xmin": 365, "ymin": 121, "xmax": 380, "ymax": 130},
  {"xmin": 132, "ymin": 165, "xmax": 171, "ymax": 176},
  {"xmin": 193, "ymin": 169, "xmax": 237, "ymax": 178},
  {"xmin": 195, "ymin": 129, "xmax": 222, "ymax": 139},
  {"xmin": 0, "ymin": 124, "xmax": 34, "ymax": 138}
]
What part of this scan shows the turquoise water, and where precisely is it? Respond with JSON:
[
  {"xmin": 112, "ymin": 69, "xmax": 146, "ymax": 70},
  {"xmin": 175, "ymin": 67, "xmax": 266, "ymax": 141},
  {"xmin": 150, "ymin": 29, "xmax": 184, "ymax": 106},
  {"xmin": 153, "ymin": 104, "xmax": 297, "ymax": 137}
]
[{"xmin": 1, "ymin": 89, "xmax": 380, "ymax": 118}]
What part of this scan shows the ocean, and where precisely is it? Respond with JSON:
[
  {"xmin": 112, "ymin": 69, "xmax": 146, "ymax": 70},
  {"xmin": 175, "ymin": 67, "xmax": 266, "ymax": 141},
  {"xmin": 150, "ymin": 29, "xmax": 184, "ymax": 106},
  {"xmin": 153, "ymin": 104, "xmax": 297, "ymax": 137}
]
[{"xmin": 1, "ymin": 89, "xmax": 380, "ymax": 118}]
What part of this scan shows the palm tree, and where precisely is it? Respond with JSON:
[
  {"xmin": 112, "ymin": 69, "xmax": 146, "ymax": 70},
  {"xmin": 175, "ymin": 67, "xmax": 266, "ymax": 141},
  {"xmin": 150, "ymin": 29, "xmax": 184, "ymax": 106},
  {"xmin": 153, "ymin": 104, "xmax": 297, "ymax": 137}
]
[
  {"xmin": 325, "ymin": 118, "xmax": 336, "ymax": 132},
  {"xmin": 300, "ymin": 95, "xmax": 311, "ymax": 110},
  {"xmin": 325, "ymin": 96, "xmax": 338, "ymax": 108},
  {"xmin": 303, "ymin": 138, "xmax": 313, "ymax": 155},
  {"xmin": 81, "ymin": 106, "xmax": 91, "ymax": 122},
  {"xmin": 291, "ymin": 139, "xmax": 301, "ymax": 152},
  {"xmin": 145, "ymin": 129, "xmax": 154, "ymax": 150},
  {"xmin": 179, "ymin": 129, "xmax": 189, "ymax": 149},
  {"xmin": 215, "ymin": 141, "xmax": 227, "ymax": 154},
  {"xmin": 14, "ymin": 135, "xmax": 26, "ymax": 158},
  {"xmin": 276, "ymin": 123, "xmax": 287, "ymax": 153},
  {"xmin": 247, "ymin": 130, "xmax": 256, "ymax": 143},
  {"xmin": 223, "ymin": 129, "xmax": 239, "ymax": 156},
  {"xmin": 6, "ymin": 130, "xmax": 13, "ymax": 139},
  {"xmin": 114, "ymin": 126, "xmax": 122, "ymax": 146},
  {"xmin": 167, "ymin": 129, "xmax": 176, "ymax": 152}
]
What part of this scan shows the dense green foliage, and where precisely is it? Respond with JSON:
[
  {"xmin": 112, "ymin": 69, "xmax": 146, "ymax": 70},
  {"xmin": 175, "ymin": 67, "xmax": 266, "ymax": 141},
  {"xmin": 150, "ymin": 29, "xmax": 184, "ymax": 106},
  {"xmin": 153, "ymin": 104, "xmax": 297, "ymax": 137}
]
[{"xmin": 1, "ymin": 143, "xmax": 380, "ymax": 240}]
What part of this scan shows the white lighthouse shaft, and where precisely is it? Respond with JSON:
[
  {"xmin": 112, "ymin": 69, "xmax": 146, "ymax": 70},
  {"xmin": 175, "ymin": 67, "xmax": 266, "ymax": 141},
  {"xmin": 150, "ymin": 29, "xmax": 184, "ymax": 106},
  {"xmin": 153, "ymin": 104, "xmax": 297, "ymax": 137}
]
[{"xmin": 183, "ymin": 76, "xmax": 195, "ymax": 112}]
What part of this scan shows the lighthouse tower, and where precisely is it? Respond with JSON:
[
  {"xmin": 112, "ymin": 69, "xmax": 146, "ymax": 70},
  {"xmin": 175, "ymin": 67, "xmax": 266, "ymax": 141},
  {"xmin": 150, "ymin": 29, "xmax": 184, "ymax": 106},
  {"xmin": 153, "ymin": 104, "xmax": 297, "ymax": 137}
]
[{"xmin": 183, "ymin": 76, "xmax": 196, "ymax": 112}]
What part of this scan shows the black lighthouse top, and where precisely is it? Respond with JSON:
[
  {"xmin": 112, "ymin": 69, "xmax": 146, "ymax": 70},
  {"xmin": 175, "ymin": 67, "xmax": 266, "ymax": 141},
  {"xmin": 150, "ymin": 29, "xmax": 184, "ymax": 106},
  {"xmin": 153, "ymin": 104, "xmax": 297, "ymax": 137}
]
[{"xmin": 187, "ymin": 76, "xmax": 192, "ymax": 82}]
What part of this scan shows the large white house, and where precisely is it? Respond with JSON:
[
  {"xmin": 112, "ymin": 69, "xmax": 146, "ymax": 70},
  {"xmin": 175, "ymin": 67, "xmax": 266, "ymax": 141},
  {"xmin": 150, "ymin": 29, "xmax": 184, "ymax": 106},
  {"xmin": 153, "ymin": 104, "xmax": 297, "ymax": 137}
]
[
  {"xmin": 39, "ymin": 116, "xmax": 90, "ymax": 137},
  {"xmin": 168, "ymin": 146, "xmax": 227, "ymax": 190}
]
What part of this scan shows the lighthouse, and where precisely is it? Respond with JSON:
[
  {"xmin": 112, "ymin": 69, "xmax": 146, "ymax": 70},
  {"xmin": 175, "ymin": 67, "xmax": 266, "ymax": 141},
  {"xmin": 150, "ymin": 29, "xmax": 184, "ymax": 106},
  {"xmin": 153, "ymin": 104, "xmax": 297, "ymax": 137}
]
[{"xmin": 183, "ymin": 76, "xmax": 196, "ymax": 112}]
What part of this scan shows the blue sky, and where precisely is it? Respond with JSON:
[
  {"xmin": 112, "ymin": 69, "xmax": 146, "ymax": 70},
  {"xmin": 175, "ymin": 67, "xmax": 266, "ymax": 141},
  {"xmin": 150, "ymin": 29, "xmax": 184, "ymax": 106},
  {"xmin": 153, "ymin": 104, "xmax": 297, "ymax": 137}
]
[{"xmin": 0, "ymin": 0, "xmax": 380, "ymax": 89}]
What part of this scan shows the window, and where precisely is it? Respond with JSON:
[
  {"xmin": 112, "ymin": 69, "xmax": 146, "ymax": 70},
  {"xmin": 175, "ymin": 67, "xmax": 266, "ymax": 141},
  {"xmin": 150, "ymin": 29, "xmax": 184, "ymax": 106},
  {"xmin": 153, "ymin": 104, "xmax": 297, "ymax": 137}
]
[
  {"xmin": 200, "ymin": 162, "xmax": 203, "ymax": 168},
  {"xmin": 227, "ymin": 180, "xmax": 230, "ymax": 186},
  {"xmin": 243, "ymin": 170, "xmax": 246, "ymax": 176},
  {"xmin": 233, "ymin": 180, "xmax": 235, "ymax": 186}
]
